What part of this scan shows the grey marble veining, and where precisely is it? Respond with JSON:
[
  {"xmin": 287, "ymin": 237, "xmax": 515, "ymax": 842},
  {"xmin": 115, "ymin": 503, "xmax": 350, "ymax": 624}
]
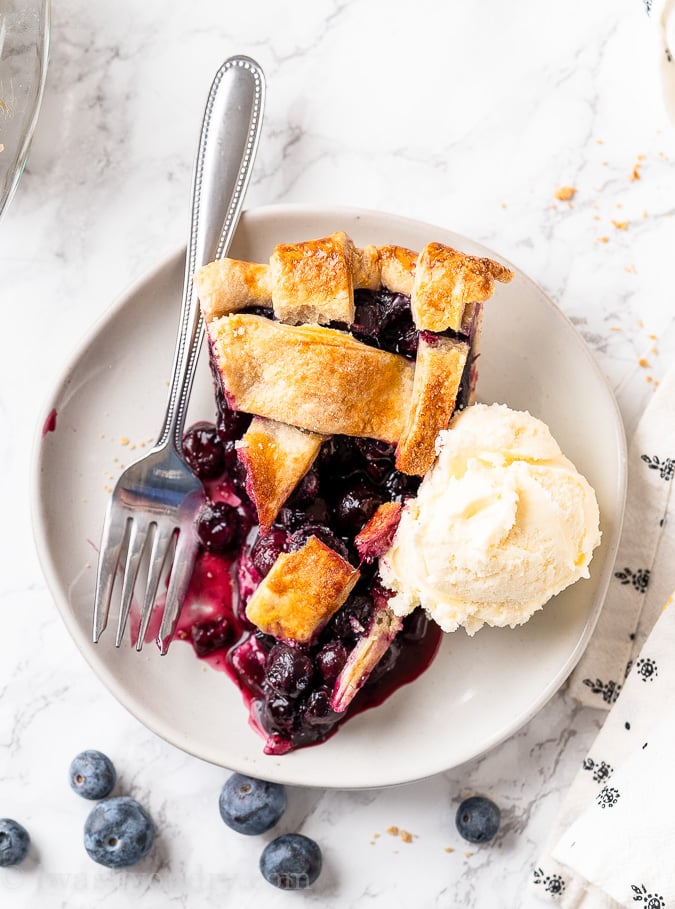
[{"xmin": 1, "ymin": 0, "xmax": 674, "ymax": 905}]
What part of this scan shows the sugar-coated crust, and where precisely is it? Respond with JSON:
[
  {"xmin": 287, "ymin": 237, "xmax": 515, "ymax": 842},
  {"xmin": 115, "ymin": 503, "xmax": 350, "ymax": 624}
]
[
  {"xmin": 411, "ymin": 242, "xmax": 513, "ymax": 332},
  {"xmin": 351, "ymin": 243, "xmax": 381, "ymax": 290},
  {"xmin": 208, "ymin": 314, "xmax": 415, "ymax": 443},
  {"xmin": 270, "ymin": 231, "xmax": 355, "ymax": 325},
  {"xmin": 354, "ymin": 501, "xmax": 403, "ymax": 563},
  {"xmin": 395, "ymin": 335, "xmax": 469, "ymax": 476},
  {"xmin": 193, "ymin": 259, "xmax": 271, "ymax": 320},
  {"xmin": 237, "ymin": 417, "xmax": 326, "ymax": 532},
  {"xmin": 377, "ymin": 245, "xmax": 417, "ymax": 295},
  {"xmin": 245, "ymin": 536, "xmax": 360, "ymax": 643}
]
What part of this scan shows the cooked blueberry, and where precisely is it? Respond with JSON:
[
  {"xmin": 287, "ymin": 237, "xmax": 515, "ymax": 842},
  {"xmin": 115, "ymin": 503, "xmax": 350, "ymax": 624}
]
[
  {"xmin": 385, "ymin": 469, "xmax": 420, "ymax": 502},
  {"xmin": 265, "ymin": 643, "xmax": 314, "ymax": 697},
  {"xmin": 276, "ymin": 497, "xmax": 331, "ymax": 532},
  {"xmin": 190, "ymin": 617, "xmax": 236, "ymax": 657},
  {"xmin": 196, "ymin": 502, "xmax": 243, "ymax": 552},
  {"xmin": 288, "ymin": 523, "xmax": 350, "ymax": 561},
  {"xmin": 0, "ymin": 818, "xmax": 30, "ymax": 867},
  {"xmin": 83, "ymin": 797, "xmax": 155, "ymax": 868},
  {"xmin": 303, "ymin": 688, "xmax": 335, "ymax": 726},
  {"xmin": 290, "ymin": 469, "xmax": 321, "ymax": 505},
  {"xmin": 377, "ymin": 289, "xmax": 410, "ymax": 324},
  {"xmin": 249, "ymin": 530, "xmax": 288, "ymax": 578},
  {"xmin": 182, "ymin": 422, "xmax": 226, "ymax": 479},
  {"xmin": 455, "ymin": 796, "xmax": 501, "ymax": 844},
  {"xmin": 260, "ymin": 833, "xmax": 322, "ymax": 890},
  {"xmin": 69, "ymin": 750, "xmax": 116, "ymax": 800},
  {"xmin": 334, "ymin": 480, "xmax": 383, "ymax": 536},
  {"xmin": 261, "ymin": 693, "xmax": 298, "ymax": 735},
  {"xmin": 316, "ymin": 640, "xmax": 348, "ymax": 682},
  {"xmin": 330, "ymin": 595, "xmax": 373, "ymax": 643},
  {"xmin": 318, "ymin": 436, "xmax": 360, "ymax": 481},
  {"xmin": 217, "ymin": 406, "xmax": 251, "ymax": 444},
  {"xmin": 218, "ymin": 773, "xmax": 287, "ymax": 836}
]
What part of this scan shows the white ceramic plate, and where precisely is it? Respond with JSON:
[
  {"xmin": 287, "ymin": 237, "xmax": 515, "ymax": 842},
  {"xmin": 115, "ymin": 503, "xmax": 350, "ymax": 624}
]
[{"xmin": 31, "ymin": 205, "xmax": 626, "ymax": 789}]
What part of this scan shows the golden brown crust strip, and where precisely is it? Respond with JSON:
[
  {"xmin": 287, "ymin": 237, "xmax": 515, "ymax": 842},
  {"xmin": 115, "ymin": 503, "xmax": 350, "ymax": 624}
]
[
  {"xmin": 245, "ymin": 536, "xmax": 360, "ymax": 643},
  {"xmin": 237, "ymin": 417, "xmax": 326, "ymax": 532},
  {"xmin": 395, "ymin": 334, "xmax": 469, "ymax": 476},
  {"xmin": 411, "ymin": 242, "xmax": 513, "ymax": 333},
  {"xmin": 208, "ymin": 314, "xmax": 415, "ymax": 443}
]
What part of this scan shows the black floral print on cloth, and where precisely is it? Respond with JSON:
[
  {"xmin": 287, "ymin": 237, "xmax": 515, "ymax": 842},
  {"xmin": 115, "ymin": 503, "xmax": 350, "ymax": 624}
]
[
  {"xmin": 532, "ymin": 867, "xmax": 566, "ymax": 896},
  {"xmin": 582, "ymin": 757, "xmax": 613, "ymax": 783},
  {"xmin": 635, "ymin": 657, "xmax": 658, "ymax": 681},
  {"xmin": 641, "ymin": 454, "xmax": 675, "ymax": 481},
  {"xmin": 631, "ymin": 883, "xmax": 666, "ymax": 908},
  {"xmin": 596, "ymin": 785, "xmax": 620, "ymax": 808},
  {"xmin": 614, "ymin": 566, "xmax": 651, "ymax": 592},
  {"xmin": 581, "ymin": 677, "xmax": 622, "ymax": 704}
]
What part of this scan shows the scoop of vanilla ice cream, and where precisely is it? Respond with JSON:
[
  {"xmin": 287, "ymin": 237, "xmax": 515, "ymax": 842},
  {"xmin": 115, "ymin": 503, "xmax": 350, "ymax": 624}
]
[{"xmin": 380, "ymin": 403, "xmax": 601, "ymax": 634}]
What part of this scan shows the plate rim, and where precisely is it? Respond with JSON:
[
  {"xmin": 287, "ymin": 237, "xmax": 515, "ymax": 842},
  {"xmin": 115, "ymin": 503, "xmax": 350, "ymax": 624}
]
[{"xmin": 30, "ymin": 203, "xmax": 628, "ymax": 788}]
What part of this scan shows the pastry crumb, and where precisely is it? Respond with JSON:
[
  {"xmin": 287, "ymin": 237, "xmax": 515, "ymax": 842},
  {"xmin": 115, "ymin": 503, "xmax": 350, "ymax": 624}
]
[
  {"xmin": 610, "ymin": 326, "xmax": 622, "ymax": 331},
  {"xmin": 611, "ymin": 219, "xmax": 628, "ymax": 230},
  {"xmin": 598, "ymin": 236, "xmax": 609, "ymax": 244},
  {"xmin": 625, "ymin": 264, "xmax": 637, "ymax": 274},
  {"xmin": 444, "ymin": 846, "xmax": 455, "ymax": 853},
  {"xmin": 638, "ymin": 358, "xmax": 649, "ymax": 368},
  {"xmin": 399, "ymin": 830, "xmax": 414, "ymax": 844},
  {"xmin": 120, "ymin": 436, "xmax": 130, "ymax": 445},
  {"xmin": 464, "ymin": 851, "xmax": 474, "ymax": 859},
  {"xmin": 554, "ymin": 185, "xmax": 576, "ymax": 201},
  {"xmin": 630, "ymin": 164, "xmax": 641, "ymax": 181},
  {"xmin": 386, "ymin": 826, "xmax": 399, "ymax": 836}
]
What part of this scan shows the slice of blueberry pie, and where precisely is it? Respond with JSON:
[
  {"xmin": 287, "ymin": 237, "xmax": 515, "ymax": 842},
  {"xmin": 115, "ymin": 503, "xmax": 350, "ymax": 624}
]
[{"xmin": 174, "ymin": 230, "xmax": 513, "ymax": 754}]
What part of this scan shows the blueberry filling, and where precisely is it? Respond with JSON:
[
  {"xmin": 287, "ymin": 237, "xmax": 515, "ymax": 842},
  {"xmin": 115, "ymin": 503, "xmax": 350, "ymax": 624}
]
[{"xmin": 178, "ymin": 288, "xmax": 445, "ymax": 753}]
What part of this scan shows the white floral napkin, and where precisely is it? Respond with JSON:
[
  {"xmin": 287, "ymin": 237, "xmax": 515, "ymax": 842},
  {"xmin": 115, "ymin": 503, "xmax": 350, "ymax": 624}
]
[
  {"xmin": 567, "ymin": 364, "xmax": 675, "ymax": 709},
  {"xmin": 531, "ymin": 591, "xmax": 675, "ymax": 908},
  {"xmin": 530, "ymin": 364, "xmax": 675, "ymax": 907}
]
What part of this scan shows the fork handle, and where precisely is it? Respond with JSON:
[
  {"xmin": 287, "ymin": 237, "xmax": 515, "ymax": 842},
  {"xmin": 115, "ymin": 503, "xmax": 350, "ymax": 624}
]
[{"xmin": 158, "ymin": 56, "xmax": 266, "ymax": 451}]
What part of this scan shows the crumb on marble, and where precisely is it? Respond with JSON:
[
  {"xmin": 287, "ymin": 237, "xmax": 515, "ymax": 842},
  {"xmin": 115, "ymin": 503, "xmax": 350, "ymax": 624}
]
[
  {"xmin": 596, "ymin": 138, "xmax": 604, "ymax": 144},
  {"xmin": 649, "ymin": 333, "xmax": 658, "ymax": 340},
  {"xmin": 500, "ymin": 201, "xmax": 507, "ymax": 209},
  {"xmin": 638, "ymin": 358, "xmax": 649, "ymax": 368},
  {"xmin": 630, "ymin": 163, "xmax": 641, "ymax": 181},
  {"xmin": 610, "ymin": 326, "xmax": 622, "ymax": 331},
  {"xmin": 598, "ymin": 236, "xmax": 609, "ymax": 243},
  {"xmin": 120, "ymin": 436, "xmax": 130, "ymax": 445},
  {"xmin": 593, "ymin": 214, "xmax": 601, "ymax": 220},
  {"xmin": 464, "ymin": 851, "xmax": 474, "ymax": 859},
  {"xmin": 638, "ymin": 319, "xmax": 644, "ymax": 328},
  {"xmin": 399, "ymin": 830, "xmax": 414, "ymax": 844},
  {"xmin": 387, "ymin": 826, "xmax": 399, "ymax": 837},
  {"xmin": 625, "ymin": 264, "xmax": 637, "ymax": 274},
  {"xmin": 554, "ymin": 185, "xmax": 576, "ymax": 201},
  {"xmin": 612, "ymin": 219, "xmax": 629, "ymax": 230},
  {"xmin": 444, "ymin": 846, "xmax": 455, "ymax": 853}
]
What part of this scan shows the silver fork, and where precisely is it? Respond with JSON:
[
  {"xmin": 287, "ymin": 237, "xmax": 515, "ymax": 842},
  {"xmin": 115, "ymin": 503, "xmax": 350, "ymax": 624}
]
[{"xmin": 92, "ymin": 55, "xmax": 265, "ymax": 655}]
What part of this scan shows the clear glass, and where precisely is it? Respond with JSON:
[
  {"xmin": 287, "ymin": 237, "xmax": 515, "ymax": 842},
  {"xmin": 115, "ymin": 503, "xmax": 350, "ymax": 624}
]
[{"xmin": 0, "ymin": 0, "xmax": 50, "ymax": 221}]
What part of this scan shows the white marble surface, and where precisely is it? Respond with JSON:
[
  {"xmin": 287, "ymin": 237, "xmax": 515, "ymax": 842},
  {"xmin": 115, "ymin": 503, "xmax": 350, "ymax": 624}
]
[{"xmin": 1, "ymin": 0, "xmax": 674, "ymax": 906}]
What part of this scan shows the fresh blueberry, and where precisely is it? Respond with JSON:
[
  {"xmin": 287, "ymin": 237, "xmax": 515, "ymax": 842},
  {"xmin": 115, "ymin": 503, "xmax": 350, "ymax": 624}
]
[
  {"xmin": 84, "ymin": 796, "xmax": 155, "ymax": 867},
  {"xmin": 0, "ymin": 818, "xmax": 30, "ymax": 867},
  {"xmin": 69, "ymin": 750, "xmax": 116, "ymax": 800},
  {"xmin": 218, "ymin": 773, "xmax": 287, "ymax": 836},
  {"xmin": 260, "ymin": 833, "xmax": 322, "ymax": 890},
  {"xmin": 455, "ymin": 795, "xmax": 501, "ymax": 844}
]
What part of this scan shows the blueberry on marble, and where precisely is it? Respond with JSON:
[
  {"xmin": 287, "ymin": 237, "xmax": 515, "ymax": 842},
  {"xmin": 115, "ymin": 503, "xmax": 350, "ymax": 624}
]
[
  {"xmin": 84, "ymin": 797, "xmax": 155, "ymax": 868},
  {"xmin": 218, "ymin": 773, "xmax": 287, "ymax": 835},
  {"xmin": 455, "ymin": 795, "xmax": 501, "ymax": 844},
  {"xmin": 69, "ymin": 750, "xmax": 117, "ymax": 800},
  {"xmin": 0, "ymin": 818, "xmax": 30, "ymax": 867},
  {"xmin": 260, "ymin": 833, "xmax": 322, "ymax": 890}
]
